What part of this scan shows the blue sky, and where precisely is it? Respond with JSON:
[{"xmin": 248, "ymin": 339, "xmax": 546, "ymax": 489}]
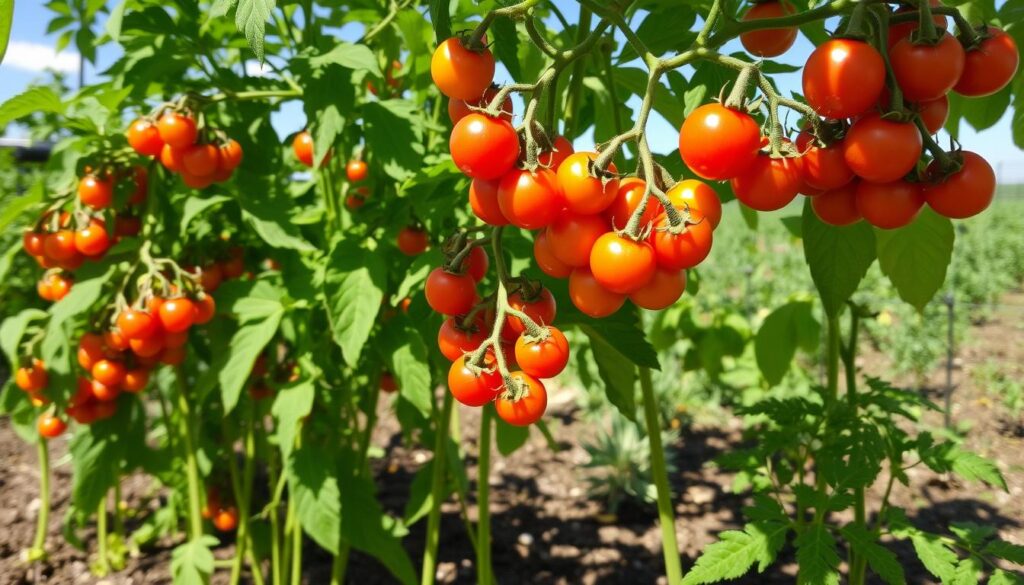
[{"xmin": 3, "ymin": 1, "xmax": 1022, "ymax": 181}]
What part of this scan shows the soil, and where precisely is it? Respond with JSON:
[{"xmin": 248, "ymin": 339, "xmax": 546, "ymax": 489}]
[{"xmin": 1, "ymin": 293, "xmax": 1022, "ymax": 585}]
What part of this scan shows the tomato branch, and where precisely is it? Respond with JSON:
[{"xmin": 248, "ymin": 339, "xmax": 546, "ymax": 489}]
[
  {"xmin": 468, "ymin": 0, "xmax": 543, "ymax": 48},
  {"xmin": 706, "ymin": 0, "xmax": 854, "ymax": 47}
]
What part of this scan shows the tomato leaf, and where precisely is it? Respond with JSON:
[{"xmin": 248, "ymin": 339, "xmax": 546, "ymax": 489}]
[
  {"xmin": 489, "ymin": 16, "xmax": 521, "ymax": 81},
  {"xmin": 0, "ymin": 309, "xmax": 48, "ymax": 369},
  {"xmin": 271, "ymin": 379, "xmax": 315, "ymax": 460},
  {"xmin": 236, "ymin": 185, "xmax": 316, "ymax": 252},
  {"xmin": 324, "ymin": 238, "xmax": 387, "ymax": 366},
  {"xmin": 908, "ymin": 533, "xmax": 959, "ymax": 582},
  {"xmin": 0, "ymin": 0, "xmax": 12, "ymax": 66},
  {"xmin": 875, "ymin": 208, "xmax": 954, "ymax": 312},
  {"xmin": 362, "ymin": 100, "xmax": 426, "ymax": 182},
  {"xmin": 428, "ymin": 0, "xmax": 451, "ymax": 41},
  {"xmin": 69, "ymin": 401, "xmax": 145, "ymax": 511},
  {"xmin": 379, "ymin": 322, "xmax": 433, "ymax": 418},
  {"xmin": 840, "ymin": 525, "xmax": 906, "ymax": 585},
  {"xmin": 795, "ymin": 523, "xmax": 841, "ymax": 585},
  {"xmin": 310, "ymin": 42, "xmax": 382, "ymax": 76},
  {"xmin": 681, "ymin": 521, "xmax": 788, "ymax": 584},
  {"xmin": 180, "ymin": 194, "xmax": 232, "ymax": 233},
  {"xmin": 171, "ymin": 537, "xmax": 218, "ymax": 585},
  {"xmin": 495, "ymin": 415, "xmax": 530, "ymax": 455},
  {"xmin": 234, "ymin": 0, "xmax": 275, "ymax": 62},
  {"xmin": 219, "ymin": 305, "xmax": 283, "ymax": 413},
  {"xmin": 402, "ymin": 460, "xmax": 435, "ymax": 527},
  {"xmin": 390, "ymin": 248, "xmax": 443, "ymax": 305},
  {"xmin": 0, "ymin": 87, "xmax": 66, "ymax": 127},
  {"xmin": 288, "ymin": 442, "xmax": 342, "ymax": 554},
  {"xmin": 755, "ymin": 300, "xmax": 820, "ymax": 386},
  {"xmin": 580, "ymin": 328, "xmax": 638, "ymax": 421},
  {"xmin": 801, "ymin": 199, "xmax": 876, "ymax": 317}
]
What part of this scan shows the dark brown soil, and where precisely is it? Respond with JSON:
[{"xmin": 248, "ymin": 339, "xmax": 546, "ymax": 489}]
[{"xmin": 1, "ymin": 294, "xmax": 1022, "ymax": 584}]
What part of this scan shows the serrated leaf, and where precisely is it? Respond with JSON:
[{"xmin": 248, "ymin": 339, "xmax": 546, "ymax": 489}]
[
  {"xmin": 0, "ymin": 87, "xmax": 66, "ymax": 127},
  {"xmin": 950, "ymin": 449, "xmax": 1007, "ymax": 490},
  {"xmin": 983, "ymin": 539, "xmax": 1024, "ymax": 564},
  {"xmin": 875, "ymin": 208, "xmax": 954, "ymax": 311},
  {"xmin": 796, "ymin": 523, "xmax": 841, "ymax": 585},
  {"xmin": 171, "ymin": 537, "xmax": 218, "ymax": 585},
  {"xmin": 323, "ymin": 238, "xmax": 386, "ymax": 366},
  {"xmin": 990, "ymin": 569, "xmax": 1024, "ymax": 585},
  {"xmin": 235, "ymin": 0, "xmax": 275, "ymax": 62},
  {"xmin": 310, "ymin": 42, "xmax": 382, "ymax": 76},
  {"xmin": 951, "ymin": 555, "xmax": 983, "ymax": 585},
  {"xmin": 681, "ymin": 522, "xmax": 788, "ymax": 584},
  {"xmin": 802, "ymin": 198, "xmax": 876, "ymax": 317},
  {"xmin": 219, "ymin": 307, "xmax": 283, "ymax": 413},
  {"xmin": 910, "ymin": 533, "xmax": 958, "ymax": 582},
  {"xmin": 840, "ymin": 524, "xmax": 905, "ymax": 585}
]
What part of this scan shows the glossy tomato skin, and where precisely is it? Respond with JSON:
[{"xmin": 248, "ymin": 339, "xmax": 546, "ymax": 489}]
[
  {"xmin": 556, "ymin": 152, "xmax": 619, "ymax": 215},
  {"xmin": 438, "ymin": 317, "xmax": 489, "ymax": 361},
  {"xmin": 954, "ymin": 27, "xmax": 1019, "ymax": 97},
  {"xmin": 666, "ymin": 179, "xmax": 722, "ymax": 229},
  {"xmin": 628, "ymin": 267, "xmax": 686, "ymax": 310},
  {"xmin": 740, "ymin": 1, "xmax": 798, "ymax": 57},
  {"xmin": 292, "ymin": 131, "xmax": 315, "ymax": 166},
  {"xmin": 803, "ymin": 39, "xmax": 886, "ymax": 119},
  {"xmin": 730, "ymin": 154, "xmax": 804, "ymax": 211},
  {"xmin": 425, "ymin": 268, "xmax": 478, "ymax": 316},
  {"xmin": 811, "ymin": 182, "xmax": 862, "ymax": 226},
  {"xmin": 448, "ymin": 86, "xmax": 514, "ymax": 125},
  {"xmin": 448, "ymin": 355, "xmax": 503, "ymax": 406},
  {"xmin": 843, "ymin": 114, "xmax": 922, "ymax": 183},
  {"xmin": 568, "ymin": 268, "xmax": 625, "ymax": 318},
  {"xmin": 159, "ymin": 298, "xmax": 196, "ymax": 333},
  {"xmin": 117, "ymin": 309, "xmax": 158, "ymax": 340},
  {"xmin": 917, "ymin": 96, "xmax": 950, "ymax": 134},
  {"xmin": 924, "ymin": 151, "xmax": 995, "ymax": 219},
  {"xmin": 514, "ymin": 327, "xmax": 569, "ymax": 379},
  {"xmin": 78, "ymin": 333, "xmax": 105, "ymax": 371},
  {"xmin": 546, "ymin": 213, "xmax": 609, "ymax": 267},
  {"xmin": 450, "ymin": 114, "xmax": 520, "ymax": 180},
  {"xmin": 183, "ymin": 144, "xmax": 221, "ymax": 177},
  {"xmin": 469, "ymin": 178, "xmax": 509, "ymax": 226},
  {"xmin": 44, "ymin": 230, "xmax": 79, "ymax": 262},
  {"xmin": 346, "ymin": 160, "xmax": 368, "ymax": 182},
  {"xmin": 887, "ymin": 0, "xmax": 947, "ymax": 49},
  {"xmin": 507, "ymin": 288, "xmax": 557, "ymax": 334},
  {"xmin": 533, "ymin": 230, "xmax": 573, "ymax": 278},
  {"xmin": 127, "ymin": 119, "xmax": 164, "ymax": 156},
  {"xmin": 606, "ymin": 178, "xmax": 663, "ymax": 231},
  {"xmin": 795, "ymin": 130, "xmax": 854, "ymax": 191},
  {"xmin": 397, "ymin": 227, "xmax": 429, "ymax": 256},
  {"xmin": 157, "ymin": 112, "xmax": 198, "ymax": 148},
  {"xmin": 539, "ymin": 136, "xmax": 574, "ymax": 170},
  {"xmin": 464, "ymin": 246, "xmax": 489, "ymax": 281},
  {"xmin": 589, "ymin": 233, "xmax": 657, "ymax": 294},
  {"xmin": 78, "ymin": 175, "xmax": 114, "ymax": 209},
  {"xmin": 38, "ymin": 414, "xmax": 67, "ymax": 439},
  {"xmin": 92, "ymin": 359, "xmax": 126, "ymax": 387},
  {"xmin": 431, "ymin": 38, "xmax": 495, "ymax": 101},
  {"xmin": 497, "ymin": 168, "xmax": 563, "ymax": 229},
  {"xmin": 15, "ymin": 358, "xmax": 48, "ymax": 392},
  {"xmin": 650, "ymin": 213, "xmax": 714, "ymax": 270},
  {"xmin": 855, "ymin": 179, "xmax": 925, "ymax": 229},
  {"xmin": 890, "ymin": 32, "xmax": 965, "ymax": 102},
  {"xmin": 219, "ymin": 140, "xmax": 243, "ymax": 171},
  {"xmin": 679, "ymin": 104, "xmax": 761, "ymax": 180},
  {"xmin": 495, "ymin": 372, "xmax": 547, "ymax": 426},
  {"xmin": 75, "ymin": 222, "xmax": 110, "ymax": 257}
]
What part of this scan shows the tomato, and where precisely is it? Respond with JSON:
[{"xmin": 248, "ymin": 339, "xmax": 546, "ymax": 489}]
[
  {"xmin": 666, "ymin": 179, "xmax": 722, "ymax": 229},
  {"xmin": 222, "ymin": 254, "xmax": 245, "ymax": 279},
  {"xmin": 628, "ymin": 267, "xmax": 686, "ymax": 310},
  {"xmin": 194, "ymin": 294, "xmax": 217, "ymax": 325},
  {"xmin": 497, "ymin": 168, "xmax": 563, "ymax": 229},
  {"xmin": 557, "ymin": 152, "xmax": 619, "ymax": 215},
  {"xmin": 843, "ymin": 113, "xmax": 922, "ymax": 183},
  {"xmin": 219, "ymin": 139, "xmax": 243, "ymax": 171},
  {"xmin": 78, "ymin": 175, "xmax": 113, "ymax": 209},
  {"xmin": 159, "ymin": 298, "xmax": 196, "ymax": 333},
  {"xmin": 114, "ymin": 215, "xmax": 142, "ymax": 238},
  {"xmin": 74, "ymin": 222, "xmax": 110, "ymax": 257},
  {"xmin": 92, "ymin": 359, "xmax": 126, "ymax": 387},
  {"xmin": 23, "ymin": 231, "xmax": 45, "ymax": 256},
  {"xmin": 650, "ymin": 213, "xmax": 714, "ymax": 270},
  {"xmin": 924, "ymin": 151, "xmax": 995, "ymax": 219},
  {"xmin": 425, "ymin": 267, "xmax": 478, "ymax": 315},
  {"xmin": 379, "ymin": 373, "xmax": 398, "ymax": 394},
  {"xmin": 292, "ymin": 130, "xmax": 313, "ymax": 166},
  {"xmin": 568, "ymin": 268, "xmax": 625, "ymax": 318},
  {"xmin": 855, "ymin": 179, "xmax": 924, "ymax": 229},
  {"xmin": 450, "ymin": 114, "xmax": 520, "ymax": 180},
  {"xmin": 93, "ymin": 399, "xmax": 117, "ymax": 421},
  {"xmin": 90, "ymin": 379, "xmax": 121, "ymax": 402},
  {"xmin": 38, "ymin": 272, "xmax": 73, "ymax": 302},
  {"xmin": 954, "ymin": 27, "xmax": 1019, "ymax": 97},
  {"xmin": 130, "ymin": 335, "xmax": 165, "ymax": 358},
  {"xmin": 397, "ymin": 227, "xmax": 429, "ymax": 256},
  {"xmin": 740, "ymin": 1, "xmax": 798, "ymax": 57},
  {"xmin": 811, "ymin": 182, "xmax": 862, "ymax": 226},
  {"xmin": 448, "ymin": 355, "xmax": 502, "ymax": 406},
  {"xmin": 118, "ymin": 309, "xmax": 159, "ymax": 340},
  {"xmin": 160, "ymin": 345, "xmax": 187, "ymax": 366},
  {"xmin": 104, "ymin": 329, "xmax": 130, "ymax": 352},
  {"xmin": 589, "ymin": 232, "xmax": 657, "ymax": 294},
  {"xmin": 164, "ymin": 330, "xmax": 189, "ymax": 349},
  {"xmin": 346, "ymin": 160, "xmax": 368, "ymax": 182},
  {"xmin": 128, "ymin": 166, "xmax": 148, "ymax": 205},
  {"xmin": 195, "ymin": 263, "xmax": 223, "ymax": 292},
  {"xmin": 431, "ymin": 37, "xmax": 495, "ymax": 101},
  {"xmin": 122, "ymin": 368, "xmax": 150, "ymax": 393},
  {"xmin": 679, "ymin": 104, "xmax": 761, "ymax": 180},
  {"xmin": 213, "ymin": 507, "xmax": 239, "ymax": 532},
  {"xmin": 507, "ymin": 287, "xmax": 557, "ymax": 334},
  {"xmin": 44, "ymin": 230, "xmax": 78, "ymax": 262},
  {"xmin": 605, "ymin": 178, "xmax": 662, "ymax": 231},
  {"xmin": 438, "ymin": 317, "xmax": 489, "ymax": 361},
  {"xmin": 888, "ymin": 0, "xmax": 947, "ymax": 49},
  {"xmin": 539, "ymin": 136, "xmax": 574, "ymax": 171},
  {"xmin": 157, "ymin": 112, "xmax": 198, "ymax": 148},
  {"xmin": 469, "ymin": 178, "xmax": 509, "ymax": 226},
  {"xmin": 546, "ymin": 213, "xmax": 609, "ymax": 267},
  {"xmin": 533, "ymin": 230, "xmax": 572, "ymax": 278},
  {"xmin": 448, "ymin": 86, "xmax": 514, "ymax": 125},
  {"xmin": 160, "ymin": 144, "xmax": 187, "ymax": 173},
  {"xmin": 730, "ymin": 154, "xmax": 804, "ymax": 211},
  {"xmin": 37, "ymin": 414, "xmax": 67, "ymax": 439},
  {"xmin": 57, "ymin": 253, "xmax": 84, "ymax": 272},
  {"xmin": 15, "ymin": 358, "xmax": 48, "ymax": 392},
  {"xmin": 890, "ymin": 32, "xmax": 965, "ymax": 102},
  {"xmin": 917, "ymin": 96, "xmax": 949, "ymax": 134},
  {"xmin": 182, "ymin": 143, "xmax": 221, "ymax": 177},
  {"xmin": 803, "ymin": 39, "xmax": 886, "ymax": 119},
  {"xmin": 464, "ymin": 246, "xmax": 489, "ymax": 281},
  {"xmin": 514, "ymin": 327, "xmax": 569, "ymax": 379},
  {"xmin": 127, "ymin": 119, "xmax": 164, "ymax": 156},
  {"xmin": 78, "ymin": 333, "xmax": 105, "ymax": 370},
  {"xmin": 495, "ymin": 372, "xmax": 547, "ymax": 426},
  {"xmin": 145, "ymin": 295, "xmax": 166, "ymax": 315},
  {"xmin": 795, "ymin": 130, "xmax": 854, "ymax": 191}
]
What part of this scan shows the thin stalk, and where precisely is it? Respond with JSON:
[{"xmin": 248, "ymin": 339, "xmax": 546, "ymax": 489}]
[
  {"xmin": 841, "ymin": 309, "xmax": 867, "ymax": 584},
  {"xmin": 289, "ymin": 499, "xmax": 302, "ymax": 585},
  {"xmin": 476, "ymin": 406, "xmax": 494, "ymax": 585},
  {"xmin": 230, "ymin": 405, "xmax": 258, "ymax": 585},
  {"xmin": 96, "ymin": 495, "xmax": 110, "ymax": 575},
  {"xmin": 639, "ymin": 367, "xmax": 683, "ymax": 584},
  {"xmin": 176, "ymin": 369, "xmax": 206, "ymax": 540},
  {"xmin": 330, "ymin": 547, "xmax": 350, "ymax": 585},
  {"xmin": 561, "ymin": 8, "xmax": 592, "ymax": 138},
  {"xmin": 113, "ymin": 482, "xmax": 125, "ymax": 540},
  {"xmin": 422, "ymin": 392, "xmax": 454, "ymax": 585},
  {"xmin": 813, "ymin": 314, "xmax": 842, "ymax": 522},
  {"xmin": 269, "ymin": 454, "xmax": 283, "ymax": 585},
  {"xmin": 28, "ymin": 438, "xmax": 50, "ymax": 561}
]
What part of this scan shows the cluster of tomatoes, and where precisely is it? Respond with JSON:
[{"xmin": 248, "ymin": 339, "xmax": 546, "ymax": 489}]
[
  {"xmin": 202, "ymin": 485, "xmax": 238, "ymax": 533},
  {"xmin": 290, "ymin": 131, "xmax": 374, "ymax": 210},
  {"xmin": 128, "ymin": 111, "xmax": 243, "ymax": 189},
  {"xmin": 13, "ymin": 359, "xmax": 68, "ymax": 439},
  {"xmin": 698, "ymin": 1, "xmax": 1018, "ymax": 228}
]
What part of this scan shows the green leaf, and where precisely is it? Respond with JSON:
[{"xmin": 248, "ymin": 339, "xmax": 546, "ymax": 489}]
[
  {"xmin": 428, "ymin": 0, "xmax": 451, "ymax": 41},
  {"xmin": 339, "ymin": 464, "xmax": 418, "ymax": 585},
  {"xmin": 181, "ymin": 194, "xmax": 232, "ymax": 232},
  {"xmin": 795, "ymin": 523, "xmax": 840, "ymax": 585},
  {"xmin": 583, "ymin": 330, "xmax": 637, "ymax": 420},
  {"xmin": 840, "ymin": 525, "xmax": 905, "ymax": 585},
  {"xmin": 271, "ymin": 379, "xmax": 314, "ymax": 460},
  {"xmin": 0, "ymin": 87, "xmax": 66, "ymax": 127},
  {"xmin": 681, "ymin": 522, "xmax": 788, "ymax": 584},
  {"xmin": 391, "ymin": 249, "xmax": 442, "ymax": 304},
  {"xmin": 740, "ymin": 203, "xmax": 759, "ymax": 230},
  {"xmin": 0, "ymin": 309, "xmax": 48, "ymax": 368},
  {"xmin": 402, "ymin": 461, "xmax": 435, "ymax": 527},
  {"xmin": 983, "ymin": 539, "xmax": 1024, "ymax": 564},
  {"xmin": 567, "ymin": 310, "xmax": 659, "ymax": 370},
  {"xmin": 909, "ymin": 533, "xmax": 958, "ymax": 582},
  {"xmin": 288, "ymin": 442, "xmax": 342, "ymax": 554},
  {"xmin": 171, "ymin": 537, "xmax": 218, "ymax": 585},
  {"xmin": 801, "ymin": 199, "xmax": 876, "ymax": 317},
  {"xmin": 951, "ymin": 555, "xmax": 983, "ymax": 585},
  {"xmin": 875, "ymin": 208, "xmax": 954, "ymax": 311},
  {"xmin": 323, "ymin": 238, "xmax": 386, "ymax": 366},
  {"xmin": 310, "ymin": 42, "xmax": 382, "ymax": 76},
  {"xmin": 209, "ymin": 0, "xmax": 235, "ymax": 19},
  {"xmin": 238, "ymin": 193, "xmax": 316, "ymax": 252},
  {"xmin": 106, "ymin": 0, "xmax": 126, "ymax": 41},
  {"xmin": 489, "ymin": 16, "xmax": 520, "ymax": 80},
  {"xmin": 495, "ymin": 415, "xmax": 530, "ymax": 455},
  {"xmin": 0, "ymin": 0, "xmax": 12, "ymax": 65},
  {"xmin": 380, "ymin": 323, "xmax": 432, "ymax": 418},
  {"xmin": 615, "ymin": 67, "xmax": 684, "ymax": 127},
  {"xmin": 235, "ymin": 0, "xmax": 276, "ymax": 62},
  {"xmin": 219, "ymin": 307, "xmax": 283, "ymax": 413},
  {"xmin": 69, "ymin": 403, "xmax": 144, "ymax": 511},
  {"xmin": 362, "ymin": 100, "xmax": 425, "ymax": 182},
  {"xmin": 755, "ymin": 300, "xmax": 820, "ymax": 386},
  {"xmin": 950, "ymin": 449, "xmax": 1007, "ymax": 490},
  {"xmin": 990, "ymin": 570, "xmax": 1024, "ymax": 585}
]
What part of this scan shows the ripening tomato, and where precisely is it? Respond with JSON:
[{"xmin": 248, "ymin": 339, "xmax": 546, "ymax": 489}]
[
  {"xmin": 377, "ymin": 372, "xmax": 398, "ymax": 394},
  {"xmin": 556, "ymin": 152, "xmax": 619, "ymax": 215},
  {"xmin": 888, "ymin": 0, "xmax": 947, "ymax": 49},
  {"xmin": 855, "ymin": 179, "xmax": 925, "ymax": 229},
  {"xmin": 890, "ymin": 32, "xmax": 965, "ymax": 102},
  {"xmin": 495, "ymin": 372, "xmax": 547, "ymax": 426},
  {"xmin": 182, "ymin": 143, "xmax": 221, "ymax": 177},
  {"xmin": 954, "ymin": 27, "xmax": 1019, "ymax": 97},
  {"xmin": 448, "ymin": 86, "xmax": 514, "ymax": 125},
  {"xmin": 469, "ymin": 178, "xmax": 509, "ymax": 226},
  {"xmin": 219, "ymin": 139, "xmax": 243, "ymax": 171},
  {"xmin": 924, "ymin": 151, "xmax": 995, "ymax": 219},
  {"xmin": 589, "ymin": 233, "xmax": 657, "ymax": 294},
  {"xmin": 803, "ymin": 39, "xmax": 886, "ymax": 119},
  {"xmin": 679, "ymin": 104, "xmax": 761, "ymax": 180},
  {"xmin": 145, "ymin": 295, "xmax": 166, "ymax": 316},
  {"xmin": 448, "ymin": 355, "xmax": 502, "ymax": 406},
  {"xmin": 157, "ymin": 112, "xmax": 198, "ymax": 148},
  {"xmin": 38, "ymin": 272, "xmax": 73, "ymax": 302},
  {"xmin": 160, "ymin": 144, "xmax": 187, "ymax": 173},
  {"xmin": 649, "ymin": 213, "xmax": 714, "ymax": 270},
  {"xmin": 159, "ymin": 298, "xmax": 196, "ymax": 333},
  {"xmin": 115, "ymin": 215, "xmax": 142, "ymax": 239},
  {"xmin": 917, "ymin": 96, "xmax": 949, "ymax": 134},
  {"xmin": 293, "ymin": 131, "xmax": 314, "ymax": 166},
  {"xmin": 740, "ymin": 1, "xmax": 798, "ymax": 57},
  {"xmin": 450, "ymin": 114, "xmax": 520, "ymax": 180},
  {"xmin": 843, "ymin": 114, "xmax": 922, "ymax": 183},
  {"xmin": 438, "ymin": 317, "xmax": 489, "ymax": 361},
  {"xmin": 214, "ymin": 507, "xmax": 239, "ymax": 532},
  {"xmin": 539, "ymin": 136, "xmax": 574, "ymax": 171},
  {"xmin": 397, "ymin": 227, "xmax": 429, "ymax": 256},
  {"xmin": 533, "ymin": 230, "xmax": 572, "ymax": 278},
  {"xmin": 628, "ymin": 267, "xmax": 686, "ymax": 310},
  {"xmin": 44, "ymin": 230, "xmax": 78, "ymax": 262},
  {"xmin": 666, "ymin": 179, "xmax": 722, "ymax": 229},
  {"xmin": 127, "ymin": 119, "xmax": 164, "ymax": 156},
  {"xmin": 464, "ymin": 246, "xmax": 489, "ymax": 281},
  {"xmin": 93, "ymin": 399, "xmax": 117, "ymax": 420},
  {"xmin": 605, "ymin": 178, "xmax": 662, "ymax": 231},
  {"xmin": 431, "ymin": 37, "xmax": 495, "ymax": 101},
  {"xmin": 515, "ymin": 327, "xmax": 569, "ymax": 379},
  {"xmin": 811, "ymin": 182, "xmax": 862, "ymax": 226},
  {"xmin": 75, "ymin": 222, "xmax": 110, "ymax": 257},
  {"xmin": 130, "ymin": 335, "xmax": 165, "ymax": 358},
  {"xmin": 122, "ymin": 368, "xmax": 150, "ymax": 393},
  {"xmin": 425, "ymin": 268, "xmax": 478, "ymax": 316},
  {"xmin": 568, "ymin": 268, "xmax": 625, "ymax": 318},
  {"xmin": 78, "ymin": 333, "xmax": 105, "ymax": 370},
  {"xmin": 92, "ymin": 359, "xmax": 126, "ymax": 387},
  {"xmin": 78, "ymin": 175, "xmax": 114, "ymax": 209},
  {"xmin": 497, "ymin": 168, "xmax": 563, "ymax": 229},
  {"xmin": 795, "ymin": 130, "xmax": 854, "ymax": 191},
  {"xmin": 117, "ymin": 309, "xmax": 158, "ymax": 340},
  {"xmin": 103, "ymin": 328, "xmax": 130, "ymax": 352},
  {"xmin": 128, "ymin": 165, "xmax": 148, "ymax": 205},
  {"xmin": 730, "ymin": 154, "xmax": 804, "ymax": 211},
  {"xmin": 507, "ymin": 287, "xmax": 557, "ymax": 334},
  {"xmin": 15, "ymin": 358, "xmax": 48, "ymax": 392},
  {"xmin": 346, "ymin": 160, "xmax": 368, "ymax": 182},
  {"xmin": 37, "ymin": 414, "xmax": 67, "ymax": 439},
  {"xmin": 90, "ymin": 379, "xmax": 121, "ymax": 402},
  {"xmin": 23, "ymin": 231, "xmax": 45, "ymax": 256},
  {"xmin": 164, "ymin": 330, "xmax": 189, "ymax": 349},
  {"xmin": 546, "ymin": 213, "xmax": 610, "ymax": 267}
]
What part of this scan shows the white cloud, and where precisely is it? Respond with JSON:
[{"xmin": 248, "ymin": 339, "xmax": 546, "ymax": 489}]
[
  {"xmin": 3, "ymin": 40, "xmax": 80, "ymax": 74},
  {"xmin": 244, "ymin": 61, "xmax": 267, "ymax": 77}
]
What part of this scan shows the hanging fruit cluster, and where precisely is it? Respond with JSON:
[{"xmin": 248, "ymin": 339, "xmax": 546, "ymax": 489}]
[{"xmin": 129, "ymin": 109, "xmax": 243, "ymax": 189}]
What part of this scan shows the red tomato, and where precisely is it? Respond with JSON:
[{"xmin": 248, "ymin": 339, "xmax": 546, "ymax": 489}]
[
  {"xmin": 447, "ymin": 355, "xmax": 502, "ymax": 406},
  {"xmin": 497, "ymin": 168, "xmax": 563, "ymax": 229},
  {"xmin": 730, "ymin": 154, "xmax": 804, "ymax": 211},
  {"xmin": 649, "ymin": 213, "xmax": 714, "ymax": 270},
  {"xmin": 533, "ymin": 230, "xmax": 573, "ymax": 278},
  {"xmin": 90, "ymin": 379, "xmax": 121, "ymax": 402},
  {"xmin": 129, "ymin": 166, "xmax": 148, "ymax": 205},
  {"xmin": 628, "ymin": 267, "xmax": 686, "ymax": 310},
  {"xmin": 803, "ymin": 39, "xmax": 886, "ymax": 119},
  {"xmin": 397, "ymin": 227, "xmax": 429, "ymax": 256},
  {"xmin": 75, "ymin": 222, "xmax": 110, "ymax": 257},
  {"xmin": 795, "ymin": 130, "xmax": 854, "ymax": 191},
  {"xmin": 92, "ymin": 359, "xmax": 126, "ymax": 387},
  {"xmin": 954, "ymin": 27, "xmax": 1019, "ymax": 97},
  {"xmin": 546, "ymin": 213, "xmax": 610, "ymax": 268},
  {"xmin": 514, "ymin": 327, "xmax": 569, "ymax": 379},
  {"xmin": 888, "ymin": 0, "xmax": 947, "ymax": 49},
  {"xmin": 117, "ymin": 309, "xmax": 158, "ymax": 341},
  {"xmin": 679, "ymin": 104, "xmax": 761, "ymax": 180},
  {"xmin": 292, "ymin": 131, "xmax": 314, "ymax": 167},
  {"xmin": 606, "ymin": 178, "xmax": 663, "ymax": 231},
  {"xmin": 15, "ymin": 358, "xmax": 48, "ymax": 392},
  {"xmin": 924, "ymin": 151, "xmax": 995, "ymax": 219},
  {"xmin": 160, "ymin": 144, "xmax": 187, "ymax": 173},
  {"xmin": 740, "ymin": 1, "xmax": 798, "ymax": 57},
  {"xmin": 103, "ymin": 329, "xmax": 130, "ymax": 352},
  {"xmin": 23, "ymin": 231, "xmax": 45, "ymax": 256},
  {"xmin": 666, "ymin": 179, "xmax": 722, "ymax": 229},
  {"xmin": 890, "ymin": 32, "xmax": 965, "ymax": 102},
  {"xmin": 37, "ymin": 414, "xmax": 67, "ymax": 439},
  {"xmin": 843, "ymin": 114, "xmax": 922, "ymax": 183},
  {"xmin": 214, "ymin": 507, "xmax": 239, "ymax": 532},
  {"xmin": 506, "ymin": 288, "xmax": 556, "ymax": 334},
  {"xmin": 855, "ymin": 179, "xmax": 924, "ymax": 229},
  {"xmin": 464, "ymin": 246, "xmax": 489, "ymax": 281},
  {"xmin": 438, "ymin": 317, "xmax": 489, "ymax": 361},
  {"xmin": 346, "ymin": 160, "xmax": 368, "ymax": 182},
  {"xmin": 469, "ymin": 178, "xmax": 509, "ymax": 226},
  {"xmin": 78, "ymin": 175, "xmax": 114, "ymax": 209},
  {"xmin": 164, "ymin": 330, "xmax": 189, "ymax": 349},
  {"xmin": 539, "ymin": 136, "xmax": 574, "ymax": 171},
  {"xmin": 219, "ymin": 139, "xmax": 243, "ymax": 171},
  {"xmin": 589, "ymin": 233, "xmax": 657, "ymax": 294},
  {"xmin": 158, "ymin": 298, "xmax": 197, "ymax": 333},
  {"xmin": 811, "ymin": 182, "xmax": 862, "ymax": 226},
  {"xmin": 182, "ymin": 143, "xmax": 221, "ymax": 177},
  {"xmin": 431, "ymin": 37, "xmax": 495, "ymax": 101},
  {"xmin": 448, "ymin": 86, "xmax": 513, "ymax": 125},
  {"xmin": 917, "ymin": 96, "xmax": 949, "ymax": 134},
  {"xmin": 44, "ymin": 230, "xmax": 78, "ymax": 262},
  {"xmin": 157, "ymin": 112, "xmax": 198, "ymax": 148},
  {"xmin": 127, "ymin": 119, "xmax": 164, "ymax": 156},
  {"xmin": 568, "ymin": 268, "xmax": 625, "ymax": 318},
  {"xmin": 450, "ymin": 114, "xmax": 520, "ymax": 180},
  {"xmin": 130, "ymin": 335, "xmax": 165, "ymax": 358},
  {"xmin": 425, "ymin": 268, "xmax": 478, "ymax": 316},
  {"xmin": 122, "ymin": 368, "xmax": 150, "ymax": 393},
  {"xmin": 160, "ymin": 345, "xmax": 187, "ymax": 366},
  {"xmin": 78, "ymin": 333, "xmax": 105, "ymax": 371},
  {"xmin": 495, "ymin": 372, "xmax": 547, "ymax": 426},
  {"xmin": 556, "ymin": 152, "xmax": 619, "ymax": 215}
]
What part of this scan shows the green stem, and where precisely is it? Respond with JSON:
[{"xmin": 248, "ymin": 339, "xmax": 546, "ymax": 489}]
[
  {"xmin": 230, "ymin": 405, "xmax": 258, "ymax": 585},
  {"xmin": 330, "ymin": 547, "xmax": 350, "ymax": 585},
  {"xmin": 561, "ymin": 8, "xmax": 592, "ymax": 138},
  {"xmin": 96, "ymin": 495, "xmax": 110, "ymax": 575},
  {"xmin": 113, "ymin": 482, "xmax": 124, "ymax": 540},
  {"xmin": 476, "ymin": 406, "xmax": 493, "ymax": 585},
  {"xmin": 28, "ymin": 437, "xmax": 50, "ymax": 561},
  {"xmin": 422, "ymin": 392, "xmax": 454, "ymax": 585},
  {"xmin": 269, "ymin": 453, "xmax": 283, "ymax": 585},
  {"xmin": 289, "ymin": 499, "xmax": 302, "ymax": 585},
  {"xmin": 708, "ymin": 0, "xmax": 852, "ymax": 46},
  {"xmin": 176, "ymin": 369, "xmax": 206, "ymax": 540},
  {"xmin": 695, "ymin": 0, "xmax": 724, "ymax": 46},
  {"xmin": 841, "ymin": 309, "xmax": 867, "ymax": 584},
  {"xmin": 813, "ymin": 314, "xmax": 842, "ymax": 523},
  {"xmin": 639, "ymin": 367, "xmax": 683, "ymax": 584}
]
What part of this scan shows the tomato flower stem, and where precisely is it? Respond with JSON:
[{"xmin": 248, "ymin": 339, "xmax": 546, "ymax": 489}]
[
  {"xmin": 695, "ymin": 0, "xmax": 725, "ymax": 47},
  {"xmin": 914, "ymin": 116, "xmax": 957, "ymax": 169},
  {"xmin": 468, "ymin": 0, "xmax": 542, "ymax": 49}
]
